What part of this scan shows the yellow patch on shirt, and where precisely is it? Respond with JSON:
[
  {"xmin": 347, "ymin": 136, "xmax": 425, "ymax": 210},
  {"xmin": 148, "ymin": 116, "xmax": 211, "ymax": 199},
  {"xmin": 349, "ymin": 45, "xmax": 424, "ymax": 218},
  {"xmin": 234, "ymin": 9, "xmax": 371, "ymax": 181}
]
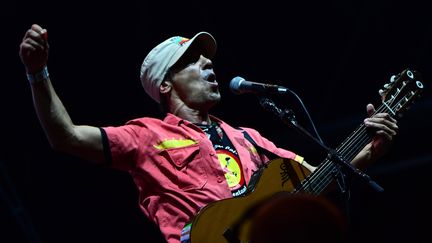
[{"xmin": 153, "ymin": 139, "xmax": 197, "ymax": 150}]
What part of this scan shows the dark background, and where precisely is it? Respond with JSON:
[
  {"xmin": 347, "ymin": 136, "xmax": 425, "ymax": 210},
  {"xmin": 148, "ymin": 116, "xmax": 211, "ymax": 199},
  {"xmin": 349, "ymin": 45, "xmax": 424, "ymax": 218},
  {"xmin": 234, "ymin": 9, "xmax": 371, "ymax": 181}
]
[{"xmin": 1, "ymin": 0, "xmax": 431, "ymax": 242}]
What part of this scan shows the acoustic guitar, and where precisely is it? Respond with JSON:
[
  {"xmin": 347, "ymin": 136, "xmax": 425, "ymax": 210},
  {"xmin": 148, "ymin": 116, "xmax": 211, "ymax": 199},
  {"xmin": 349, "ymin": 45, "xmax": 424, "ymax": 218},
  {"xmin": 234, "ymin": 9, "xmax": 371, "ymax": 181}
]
[{"xmin": 187, "ymin": 69, "xmax": 424, "ymax": 243}]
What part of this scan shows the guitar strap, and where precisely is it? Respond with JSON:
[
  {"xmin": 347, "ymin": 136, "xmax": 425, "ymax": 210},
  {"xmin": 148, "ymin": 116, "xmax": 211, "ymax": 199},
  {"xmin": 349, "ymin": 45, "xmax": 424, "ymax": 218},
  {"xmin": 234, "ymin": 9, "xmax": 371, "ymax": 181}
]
[{"xmin": 241, "ymin": 130, "xmax": 278, "ymax": 162}]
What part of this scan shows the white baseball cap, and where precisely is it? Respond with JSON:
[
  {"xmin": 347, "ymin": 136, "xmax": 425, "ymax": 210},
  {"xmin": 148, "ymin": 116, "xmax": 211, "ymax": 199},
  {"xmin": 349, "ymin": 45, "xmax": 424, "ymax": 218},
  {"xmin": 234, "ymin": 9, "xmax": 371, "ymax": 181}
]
[{"xmin": 140, "ymin": 32, "xmax": 217, "ymax": 103}]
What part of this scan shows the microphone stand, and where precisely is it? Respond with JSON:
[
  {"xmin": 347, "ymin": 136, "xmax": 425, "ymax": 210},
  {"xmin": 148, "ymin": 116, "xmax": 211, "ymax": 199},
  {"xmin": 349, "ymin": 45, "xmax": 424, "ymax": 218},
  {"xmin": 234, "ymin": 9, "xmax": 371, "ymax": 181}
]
[{"xmin": 259, "ymin": 97, "xmax": 384, "ymax": 193}]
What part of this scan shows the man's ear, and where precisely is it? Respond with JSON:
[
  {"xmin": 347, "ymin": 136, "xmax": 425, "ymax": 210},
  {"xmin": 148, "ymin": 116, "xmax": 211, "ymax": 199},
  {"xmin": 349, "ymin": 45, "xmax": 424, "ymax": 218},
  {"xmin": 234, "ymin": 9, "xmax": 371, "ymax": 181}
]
[{"xmin": 160, "ymin": 80, "xmax": 172, "ymax": 94}]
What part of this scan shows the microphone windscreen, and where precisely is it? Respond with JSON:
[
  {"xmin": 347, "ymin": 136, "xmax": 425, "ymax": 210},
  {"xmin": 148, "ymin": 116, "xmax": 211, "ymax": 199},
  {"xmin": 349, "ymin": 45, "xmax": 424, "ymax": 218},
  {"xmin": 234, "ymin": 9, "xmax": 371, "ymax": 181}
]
[{"xmin": 230, "ymin": 76, "xmax": 246, "ymax": 94}]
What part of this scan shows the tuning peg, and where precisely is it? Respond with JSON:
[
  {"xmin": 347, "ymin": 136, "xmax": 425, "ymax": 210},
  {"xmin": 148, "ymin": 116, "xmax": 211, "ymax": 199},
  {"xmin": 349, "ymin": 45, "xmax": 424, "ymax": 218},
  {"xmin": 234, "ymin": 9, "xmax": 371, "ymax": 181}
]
[
  {"xmin": 406, "ymin": 70, "xmax": 414, "ymax": 79},
  {"xmin": 390, "ymin": 75, "xmax": 397, "ymax": 82},
  {"xmin": 383, "ymin": 83, "xmax": 391, "ymax": 89},
  {"xmin": 379, "ymin": 89, "xmax": 384, "ymax": 96}
]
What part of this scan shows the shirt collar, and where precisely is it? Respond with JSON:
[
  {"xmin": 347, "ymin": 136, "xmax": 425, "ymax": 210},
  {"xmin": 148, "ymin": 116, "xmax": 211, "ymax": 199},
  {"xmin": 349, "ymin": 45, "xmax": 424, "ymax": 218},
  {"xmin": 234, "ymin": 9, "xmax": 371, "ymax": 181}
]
[
  {"xmin": 163, "ymin": 113, "xmax": 225, "ymax": 127},
  {"xmin": 163, "ymin": 113, "xmax": 184, "ymax": 126}
]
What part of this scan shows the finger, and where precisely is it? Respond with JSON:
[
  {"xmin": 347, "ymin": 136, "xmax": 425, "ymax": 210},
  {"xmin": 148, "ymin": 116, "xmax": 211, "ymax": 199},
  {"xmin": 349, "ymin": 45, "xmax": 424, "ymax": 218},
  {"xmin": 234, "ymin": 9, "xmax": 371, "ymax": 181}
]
[
  {"xmin": 366, "ymin": 103, "xmax": 375, "ymax": 117},
  {"xmin": 31, "ymin": 24, "xmax": 48, "ymax": 41},
  {"xmin": 24, "ymin": 37, "xmax": 45, "ymax": 51},
  {"xmin": 26, "ymin": 29, "xmax": 47, "ymax": 46},
  {"xmin": 366, "ymin": 115, "xmax": 399, "ymax": 129},
  {"xmin": 372, "ymin": 113, "xmax": 397, "ymax": 123},
  {"xmin": 40, "ymin": 29, "xmax": 48, "ymax": 41},
  {"xmin": 20, "ymin": 42, "xmax": 37, "ymax": 52},
  {"xmin": 41, "ymin": 29, "xmax": 48, "ymax": 49},
  {"xmin": 31, "ymin": 24, "xmax": 44, "ymax": 33},
  {"xmin": 22, "ymin": 28, "xmax": 34, "ymax": 42},
  {"xmin": 365, "ymin": 118, "xmax": 398, "ymax": 136},
  {"xmin": 368, "ymin": 112, "xmax": 398, "ymax": 126},
  {"xmin": 365, "ymin": 112, "xmax": 398, "ymax": 127}
]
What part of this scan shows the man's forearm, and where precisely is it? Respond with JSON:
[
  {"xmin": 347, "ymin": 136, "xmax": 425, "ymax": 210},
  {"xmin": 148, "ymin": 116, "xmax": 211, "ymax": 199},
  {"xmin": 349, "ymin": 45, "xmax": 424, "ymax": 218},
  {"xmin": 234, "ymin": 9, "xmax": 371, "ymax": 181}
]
[
  {"xmin": 351, "ymin": 143, "xmax": 376, "ymax": 171},
  {"xmin": 30, "ymin": 78, "xmax": 76, "ymax": 151}
]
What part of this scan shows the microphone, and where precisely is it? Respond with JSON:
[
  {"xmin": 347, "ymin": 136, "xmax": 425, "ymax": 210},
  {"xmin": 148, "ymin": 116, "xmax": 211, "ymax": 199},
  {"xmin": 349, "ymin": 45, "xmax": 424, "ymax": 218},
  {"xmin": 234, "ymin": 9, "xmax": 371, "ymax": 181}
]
[{"xmin": 229, "ymin": 76, "xmax": 288, "ymax": 95}]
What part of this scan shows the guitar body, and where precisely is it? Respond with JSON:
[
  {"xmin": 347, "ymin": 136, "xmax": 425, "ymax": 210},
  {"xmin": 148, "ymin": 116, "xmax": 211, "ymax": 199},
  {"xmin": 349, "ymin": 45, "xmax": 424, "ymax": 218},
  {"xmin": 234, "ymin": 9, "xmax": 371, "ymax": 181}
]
[{"xmin": 189, "ymin": 158, "xmax": 312, "ymax": 243}]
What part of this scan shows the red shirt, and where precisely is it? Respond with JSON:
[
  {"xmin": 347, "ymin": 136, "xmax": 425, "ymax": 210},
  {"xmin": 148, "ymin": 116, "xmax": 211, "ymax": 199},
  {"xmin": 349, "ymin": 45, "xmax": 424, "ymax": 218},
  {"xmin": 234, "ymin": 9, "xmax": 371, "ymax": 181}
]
[{"xmin": 102, "ymin": 113, "xmax": 301, "ymax": 243}]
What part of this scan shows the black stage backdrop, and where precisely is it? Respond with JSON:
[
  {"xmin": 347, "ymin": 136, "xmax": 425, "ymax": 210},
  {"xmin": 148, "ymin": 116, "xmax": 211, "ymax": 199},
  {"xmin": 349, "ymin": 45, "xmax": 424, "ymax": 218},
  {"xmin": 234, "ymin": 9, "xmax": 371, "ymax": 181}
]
[{"xmin": 1, "ymin": 1, "xmax": 431, "ymax": 242}]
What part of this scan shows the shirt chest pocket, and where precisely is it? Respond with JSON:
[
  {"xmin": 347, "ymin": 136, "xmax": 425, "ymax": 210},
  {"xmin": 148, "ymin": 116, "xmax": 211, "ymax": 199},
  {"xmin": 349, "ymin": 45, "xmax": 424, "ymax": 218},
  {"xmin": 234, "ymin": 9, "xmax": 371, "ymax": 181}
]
[{"xmin": 161, "ymin": 144, "xmax": 207, "ymax": 191}]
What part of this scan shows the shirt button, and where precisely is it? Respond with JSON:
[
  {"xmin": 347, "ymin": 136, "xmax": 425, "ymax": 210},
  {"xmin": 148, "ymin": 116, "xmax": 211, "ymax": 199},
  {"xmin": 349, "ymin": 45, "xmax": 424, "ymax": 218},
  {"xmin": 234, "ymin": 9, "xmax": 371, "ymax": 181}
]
[
  {"xmin": 210, "ymin": 152, "xmax": 215, "ymax": 156},
  {"xmin": 217, "ymin": 177, "xmax": 223, "ymax": 183}
]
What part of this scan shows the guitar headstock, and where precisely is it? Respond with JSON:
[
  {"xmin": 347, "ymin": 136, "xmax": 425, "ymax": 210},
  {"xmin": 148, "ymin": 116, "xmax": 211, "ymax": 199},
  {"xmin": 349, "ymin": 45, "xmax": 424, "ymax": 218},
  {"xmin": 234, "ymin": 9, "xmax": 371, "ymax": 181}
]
[{"xmin": 379, "ymin": 68, "xmax": 424, "ymax": 118}]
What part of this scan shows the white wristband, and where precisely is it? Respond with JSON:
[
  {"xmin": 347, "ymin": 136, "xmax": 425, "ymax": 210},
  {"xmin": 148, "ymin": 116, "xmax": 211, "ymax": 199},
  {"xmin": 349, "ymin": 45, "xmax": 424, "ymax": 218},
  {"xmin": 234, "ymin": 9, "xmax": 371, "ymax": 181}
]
[{"xmin": 27, "ymin": 66, "xmax": 49, "ymax": 84}]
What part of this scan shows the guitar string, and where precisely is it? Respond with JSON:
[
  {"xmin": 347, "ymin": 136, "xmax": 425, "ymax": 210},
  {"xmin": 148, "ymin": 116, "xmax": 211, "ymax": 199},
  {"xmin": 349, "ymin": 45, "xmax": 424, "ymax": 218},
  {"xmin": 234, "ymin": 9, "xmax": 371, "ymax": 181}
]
[
  {"xmin": 306, "ymin": 103, "xmax": 388, "ymax": 193},
  {"xmin": 300, "ymin": 75, "xmax": 416, "ymax": 193},
  {"xmin": 298, "ymin": 107, "xmax": 378, "ymax": 193},
  {"xmin": 338, "ymin": 101, "xmax": 396, "ymax": 160},
  {"xmin": 298, "ymin": 103, "xmax": 391, "ymax": 194},
  {"xmin": 310, "ymin": 99, "xmax": 400, "ymax": 194}
]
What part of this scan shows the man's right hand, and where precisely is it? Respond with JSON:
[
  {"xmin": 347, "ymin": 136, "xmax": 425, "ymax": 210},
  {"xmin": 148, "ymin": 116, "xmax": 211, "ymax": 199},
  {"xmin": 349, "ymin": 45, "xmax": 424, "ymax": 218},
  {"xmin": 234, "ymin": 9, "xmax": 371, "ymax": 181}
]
[{"xmin": 19, "ymin": 24, "xmax": 49, "ymax": 74}]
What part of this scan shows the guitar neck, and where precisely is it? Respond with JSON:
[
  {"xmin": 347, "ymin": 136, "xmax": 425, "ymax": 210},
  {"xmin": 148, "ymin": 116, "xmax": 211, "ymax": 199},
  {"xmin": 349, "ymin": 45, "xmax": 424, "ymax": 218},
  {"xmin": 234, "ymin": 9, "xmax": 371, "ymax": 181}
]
[{"xmin": 297, "ymin": 103, "xmax": 394, "ymax": 195}]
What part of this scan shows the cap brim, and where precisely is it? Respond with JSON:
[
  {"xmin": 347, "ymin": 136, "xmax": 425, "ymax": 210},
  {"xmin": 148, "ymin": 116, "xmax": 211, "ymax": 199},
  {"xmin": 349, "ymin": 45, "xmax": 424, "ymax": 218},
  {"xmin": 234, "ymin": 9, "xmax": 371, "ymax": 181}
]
[{"xmin": 168, "ymin": 32, "xmax": 217, "ymax": 69}]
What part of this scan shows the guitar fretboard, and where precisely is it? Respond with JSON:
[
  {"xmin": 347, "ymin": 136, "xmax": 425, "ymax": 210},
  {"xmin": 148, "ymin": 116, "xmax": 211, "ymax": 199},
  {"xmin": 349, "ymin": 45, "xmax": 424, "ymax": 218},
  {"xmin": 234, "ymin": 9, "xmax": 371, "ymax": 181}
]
[{"xmin": 296, "ymin": 103, "xmax": 395, "ymax": 195}]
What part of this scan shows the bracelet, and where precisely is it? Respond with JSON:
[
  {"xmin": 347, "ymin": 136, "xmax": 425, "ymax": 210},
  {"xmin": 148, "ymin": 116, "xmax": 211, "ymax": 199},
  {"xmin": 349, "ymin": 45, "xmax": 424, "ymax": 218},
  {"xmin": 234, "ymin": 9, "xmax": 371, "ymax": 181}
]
[{"xmin": 27, "ymin": 66, "xmax": 49, "ymax": 84}]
